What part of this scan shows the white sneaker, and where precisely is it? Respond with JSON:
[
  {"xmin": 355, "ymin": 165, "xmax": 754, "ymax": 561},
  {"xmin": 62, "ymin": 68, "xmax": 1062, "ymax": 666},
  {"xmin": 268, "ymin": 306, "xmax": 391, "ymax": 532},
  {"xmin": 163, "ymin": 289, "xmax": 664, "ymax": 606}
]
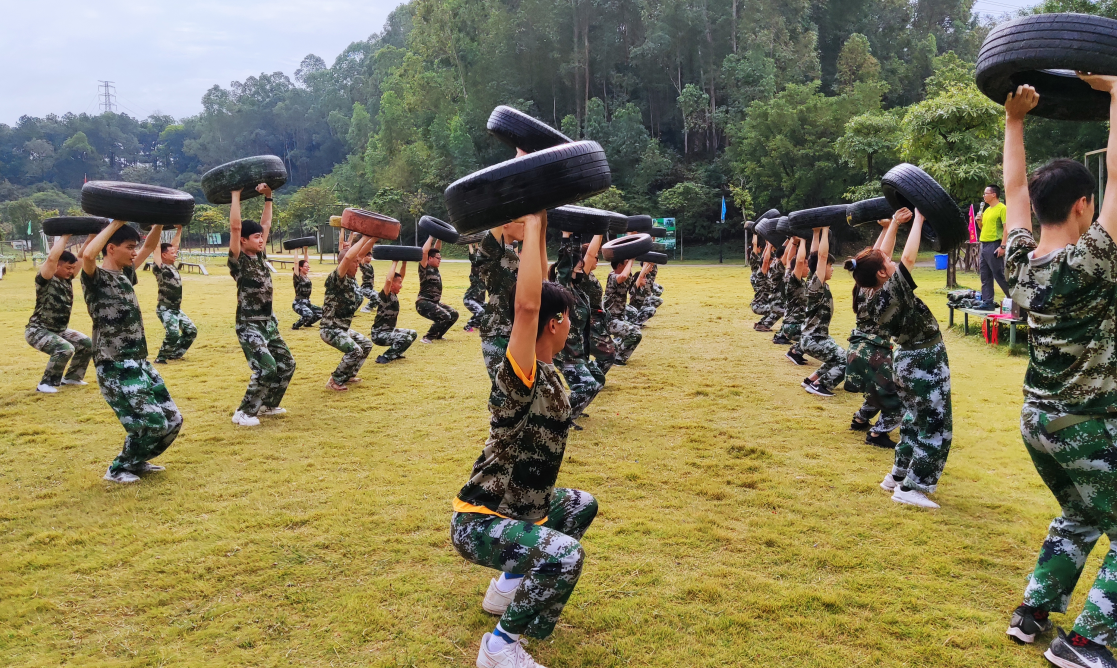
[
  {"xmin": 128, "ymin": 462, "xmax": 166, "ymax": 473},
  {"xmin": 880, "ymin": 473, "xmax": 899, "ymax": 491},
  {"xmin": 476, "ymin": 633, "xmax": 545, "ymax": 668},
  {"xmin": 36, "ymin": 383, "xmax": 58, "ymax": 393},
  {"xmin": 61, "ymin": 379, "xmax": 88, "ymax": 386},
  {"xmin": 421, "ymin": 337, "xmax": 433, "ymax": 344},
  {"xmin": 232, "ymin": 411, "xmax": 261, "ymax": 427},
  {"xmin": 104, "ymin": 467, "xmax": 140, "ymax": 484},
  {"xmin": 482, "ymin": 578, "xmax": 520, "ymax": 615},
  {"xmin": 258, "ymin": 406, "xmax": 287, "ymax": 416},
  {"xmin": 892, "ymin": 487, "xmax": 940, "ymax": 509}
]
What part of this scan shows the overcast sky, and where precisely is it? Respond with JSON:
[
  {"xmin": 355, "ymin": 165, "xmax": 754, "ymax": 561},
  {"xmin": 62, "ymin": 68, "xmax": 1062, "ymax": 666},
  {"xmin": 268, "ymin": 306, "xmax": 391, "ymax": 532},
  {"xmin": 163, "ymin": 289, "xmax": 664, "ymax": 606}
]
[
  {"xmin": 6, "ymin": 0, "xmax": 1038, "ymax": 126},
  {"xmin": 2, "ymin": 0, "xmax": 403, "ymax": 125}
]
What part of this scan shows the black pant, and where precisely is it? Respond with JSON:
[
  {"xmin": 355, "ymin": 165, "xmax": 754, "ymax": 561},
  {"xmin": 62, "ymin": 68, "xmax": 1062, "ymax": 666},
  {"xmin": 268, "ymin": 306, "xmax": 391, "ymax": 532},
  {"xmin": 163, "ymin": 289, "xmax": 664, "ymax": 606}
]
[{"xmin": 979, "ymin": 240, "xmax": 1010, "ymax": 303}]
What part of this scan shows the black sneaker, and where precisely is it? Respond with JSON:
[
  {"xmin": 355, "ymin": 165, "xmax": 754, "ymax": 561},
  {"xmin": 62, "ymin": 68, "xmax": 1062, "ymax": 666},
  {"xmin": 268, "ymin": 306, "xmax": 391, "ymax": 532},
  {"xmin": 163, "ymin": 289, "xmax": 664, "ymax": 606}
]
[
  {"xmin": 154, "ymin": 357, "xmax": 168, "ymax": 364},
  {"xmin": 1007, "ymin": 605, "xmax": 1052, "ymax": 645},
  {"xmin": 786, "ymin": 350, "xmax": 808, "ymax": 366},
  {"xmin": 805, "ymin": 381, "xmax": 834, "ymax": 397},
  {"xmin": 292, "ymin": 324, "xmax": 301, "ymax": 330},
  {"xmin": 1045, "ymin": 627, "xmax": 1116, "ymax": 668},
  {"xmin": 772, "ymin": 333, "xmax": 791, "ymax": 345},
  {"xmin": 866, "ymin": 431, "xmax": 896, "ymax": 449},
  {"xmin": 850, "ymin": 417, "xmax": 870, "ymax": 431},
  {"xmin": 375, "ymin": 355, "xmax": 390, "ymax": 364}
]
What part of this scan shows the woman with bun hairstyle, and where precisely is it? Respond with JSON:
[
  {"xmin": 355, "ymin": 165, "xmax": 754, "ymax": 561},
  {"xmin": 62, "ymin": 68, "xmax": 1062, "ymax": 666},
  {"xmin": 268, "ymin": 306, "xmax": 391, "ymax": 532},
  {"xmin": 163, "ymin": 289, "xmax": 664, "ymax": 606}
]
[{"xmin": 845, "ymin": 208, "xmax": 953, "ymax": 509}]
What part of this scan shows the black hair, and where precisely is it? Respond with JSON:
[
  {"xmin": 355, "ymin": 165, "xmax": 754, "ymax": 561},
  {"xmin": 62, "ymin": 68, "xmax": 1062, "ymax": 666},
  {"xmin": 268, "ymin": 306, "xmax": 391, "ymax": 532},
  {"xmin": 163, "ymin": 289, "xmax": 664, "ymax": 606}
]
[
  {"xmin": 106, "ymin": 224, "xmax": 141, "ymax": 249},
  {"xmin": 611, "ymin": 259, "xmax": 622, "ymax": 271},
  {"xmin": 160, "ymin": 242, "xmax": 173, "ymax": 254},
  {"xmin": 538, "ymin": 281, "xmax": 575, "ymax": 338},
  {"xmin": 59, "ymin": 250, "xmax": 77, "ymax": 264},
  {"xmin": 844, "ymin": 248, "xmax": 889, "ymax": 310},
  {"xmin": 1029, "ymin": 158, "xmax": 1097, "ymax": 225},
  {"xmin": 427, "ymin": 248, "xmax": 440, "ymax": 259},
  {"xmin": 240, "ymin": 219, "xmax": 263, "ymax": 239},
  {"xmin": 297, "ymin": 260, "xmax": 308, "ymax": 268},
  {"xmin": 547, "ymin": 262, "xmax": 558, "ymax": 282},
  {"xmin": 986, "ymin": 184, "xmax": 1002, "ymax": 198},
  {"xmin": 393, "ymin": 273, "xmax": 403, "ymax": 280},
  {"xmin": 807, "ymin": 251, "xmax": 835, "ymax": 274}
]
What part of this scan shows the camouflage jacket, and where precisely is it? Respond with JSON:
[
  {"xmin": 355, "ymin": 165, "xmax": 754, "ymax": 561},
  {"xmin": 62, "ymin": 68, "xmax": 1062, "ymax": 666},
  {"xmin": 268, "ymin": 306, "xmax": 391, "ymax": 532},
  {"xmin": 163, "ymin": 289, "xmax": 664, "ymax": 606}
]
[
  {"xmin": 153, "ymin": 263, "xmax": 182, "ymax": 310},
  {"xmin": 80, "ymin": 267, "xmax": 148, "ymax": 363},
  {"xmin": 766, "ymin": 259, "xmax": 786, "ymax": 308},
  {"xmin": 465, "ymin": 246, "xmax": 486, "ymax": 302},
  {"xmin": 229, "ymin": 251, "xmax": 273, "ymax": 323},
  {"xmin": 373, "ymin": 290, "xmax": 400, "ymax": 333},
  {"xmin": 781, "ymin": 273, "xmax": 808, "ymax": 326},
  {"xmin": 604, "ymin": 272, "xmax": 629, "ymax": 319},
  {"xmin": 850, "ymin": 287, "xmax": 892, "ymax": 348},
  {"xmin": 321, "ymin": 270, "xmax": 362, "ymax": 330},
  {"xmin": 1007, "ymin": 223, "xmax": 1117, "ymax": 414},
  {"xmin": 359, "ymin": 262, "xmax": 375, "ymax": 290},
  {"xmin": 417, "ymin": 264, "xmax": 443, "ymax": 302},
  {"xmin": 863, "ymin": 264, "xmax": 940, "ymax": 349},
  {"xmin": 28, "ymin": 273, "xmax": 74, "ymax": 333},
  {"xmin": 293, "ymin": 273, "xmax": 313, "ymax": 300},
  {"xmin": 476, "ymin": 231, "xmax": 519, "ymax": 339},
  {"xmin": 801, "ymin": 274, "xmax": 834, "ymax": 340},
  {"xmin": 456, "ymin": 355, "xmax": 571, "ymax": 522},
  {"xmin": 628, "ymin": 267, "xmax": 652, "ymax": 309},
  {"xmin": 555, "ymin": 238, "xmax": 590, "ymax": 360}
]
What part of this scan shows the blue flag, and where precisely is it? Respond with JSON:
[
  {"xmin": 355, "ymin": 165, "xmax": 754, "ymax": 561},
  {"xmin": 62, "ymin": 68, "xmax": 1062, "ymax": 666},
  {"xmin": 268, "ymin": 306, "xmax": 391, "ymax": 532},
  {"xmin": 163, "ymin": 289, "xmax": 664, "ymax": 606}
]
[{"xmin": 720, "ymin": 196, "xmax": 726, "ymax": 221}]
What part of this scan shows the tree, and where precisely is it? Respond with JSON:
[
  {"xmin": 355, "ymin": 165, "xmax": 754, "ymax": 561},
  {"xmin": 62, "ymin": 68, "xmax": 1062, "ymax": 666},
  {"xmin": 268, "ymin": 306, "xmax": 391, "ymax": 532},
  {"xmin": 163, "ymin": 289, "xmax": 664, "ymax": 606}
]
[
  {"xmin": 836, "ymin": 110, "xmax": 901, "ymax": 200},
  {"xmin": 658, "ymin": 181, "xmax": 718, "ymax": 240},
  {"xmin": 836, "ymin": 34, "xmax": 881, "ymax": 93},
  {"xmin": 678, "ymin": 84, "xmax": 709, "ymax": 155}
]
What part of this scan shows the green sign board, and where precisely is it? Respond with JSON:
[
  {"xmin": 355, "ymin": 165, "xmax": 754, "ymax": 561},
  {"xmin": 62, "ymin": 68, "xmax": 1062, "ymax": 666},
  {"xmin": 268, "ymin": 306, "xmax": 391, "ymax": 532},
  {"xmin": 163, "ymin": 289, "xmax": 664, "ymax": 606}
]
[{"xmin": 655, "ymin": 217, "xmax": 676, "ymax": 251}]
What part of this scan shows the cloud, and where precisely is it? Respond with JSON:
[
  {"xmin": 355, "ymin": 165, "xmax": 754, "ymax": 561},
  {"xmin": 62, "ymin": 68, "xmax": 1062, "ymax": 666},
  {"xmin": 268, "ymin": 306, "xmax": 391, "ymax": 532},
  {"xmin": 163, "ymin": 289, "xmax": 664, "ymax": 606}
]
[{"xmin": 1, "ymin": 0, "xmax": 402, "ymax": 124}]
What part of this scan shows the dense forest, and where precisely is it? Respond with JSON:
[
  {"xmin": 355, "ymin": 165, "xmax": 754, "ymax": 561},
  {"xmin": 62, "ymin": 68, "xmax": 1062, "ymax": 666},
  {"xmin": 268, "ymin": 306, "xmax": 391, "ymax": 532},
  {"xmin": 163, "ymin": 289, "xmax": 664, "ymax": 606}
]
[{"xmin": 1, "ymin": 0, "xmax": 1111, "ymax": 247}]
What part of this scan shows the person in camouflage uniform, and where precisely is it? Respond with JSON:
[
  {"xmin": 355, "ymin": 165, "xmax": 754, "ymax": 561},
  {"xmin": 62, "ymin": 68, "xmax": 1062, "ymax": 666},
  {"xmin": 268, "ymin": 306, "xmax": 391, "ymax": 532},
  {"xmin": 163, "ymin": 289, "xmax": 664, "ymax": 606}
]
[
  {"xmin": 229, "ymin": 186, "xmax": 296, "ymax": 427},
  {"xmin": 151, "ymin": 225, "xmax": 197, "ymax": 363},
  {"xmin": 358, "ymin": 251, "xmax": 378, "ymax": 313},
  {"xmin": 605, "ymin": 257, "xmax": 643, "ymax": 365},
  {"xmin": 475, "ymin": 223, "xmax": 523, "ymax": 383},
  {"xmin": 847, "ymin": 208, "xmax": 951, "ymax": 510},
  {"xmin": 998, "ymin": 83, "xmax": 1117, "ymax": 661},
  {"xmin": 773, "ymin": 238, "xmax": 804, "ymax": 346},
  {"xmin": 451, "ymin": 210, "xmax": 596, "ymax": 668},
  {"xmin": 799, "ymin": 229, "xmax": 845, "ymax": 396},
  {"xmin": 25, "ymin": 234, "xmax": 92, "ymax": 392},
  {"xmin": 626, "ymin": 261, "xmax": 659, "ymax": 326},
  {"xmin": 579, "ymin": 240, "xmax": 616, "ymax": 375},
  {"xmin": 463, "ymin": 242, "xmax": 487, "ymax": 332},
  {"xmin": 647, "ymin": 263, "xmax": 664, "ymax": 300},
  {"xmin": 80, "ymin": 220, "xmax": 182, "ymax": 483},
  {"xmin": 416, "ymin": 237, "xmax": 459, "ymax": 343},
  {"xmin": 757, "ymin": 242, "xmax": 789, "ymax": 331},
  {"xmin": 552, "ymin": 232, "xmax": 604, "ymax": 426},
  {"xmin": 320, "ymin": 235, "xmax": 377, "ymax": 390},
  {"xmin": 750, "ymin": 241, "xmax": 773, "ymax": 318},
  {"xmin": 291, "ymin": 246, "xmax": 322, "ymax": 330},
  {"xmin": 371, "ymin": 260, "xmax": 418, "ymax": 363}
]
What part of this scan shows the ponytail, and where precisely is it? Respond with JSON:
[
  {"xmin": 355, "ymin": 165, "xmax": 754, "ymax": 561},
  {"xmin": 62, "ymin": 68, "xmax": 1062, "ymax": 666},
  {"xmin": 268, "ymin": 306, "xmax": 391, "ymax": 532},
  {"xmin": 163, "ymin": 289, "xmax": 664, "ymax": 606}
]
[{"xmin": 844, "ymin": 248, "xmax": 888, "ymax": 308}]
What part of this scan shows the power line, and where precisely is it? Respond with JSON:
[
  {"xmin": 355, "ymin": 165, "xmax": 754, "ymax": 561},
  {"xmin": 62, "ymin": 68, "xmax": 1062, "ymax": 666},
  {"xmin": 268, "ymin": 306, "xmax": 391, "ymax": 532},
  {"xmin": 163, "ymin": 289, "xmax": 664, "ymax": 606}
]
[{"xmin": 98, "ymin": 81, "xmax": 117, "ymax": 113}]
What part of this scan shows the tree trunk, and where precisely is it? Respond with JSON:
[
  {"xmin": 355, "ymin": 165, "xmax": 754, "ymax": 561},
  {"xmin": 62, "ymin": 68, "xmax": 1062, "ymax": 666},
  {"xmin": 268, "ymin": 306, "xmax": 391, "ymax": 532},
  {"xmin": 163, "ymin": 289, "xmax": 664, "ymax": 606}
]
[
  {"xmin": 732, "ymin": 0, "xmax": 738, "ymax": 54},
  {"xmin": 573, "ymin": 0, "xmax": 581, "ymax": 124}
]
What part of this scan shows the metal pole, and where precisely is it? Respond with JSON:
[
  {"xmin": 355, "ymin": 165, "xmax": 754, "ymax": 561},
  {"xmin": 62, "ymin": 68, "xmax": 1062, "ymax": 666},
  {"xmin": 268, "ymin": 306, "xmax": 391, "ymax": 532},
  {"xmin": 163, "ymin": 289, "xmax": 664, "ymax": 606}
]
[{"xmin": 719, "ymin": 227, "xmax": 723, "ymax": 263}]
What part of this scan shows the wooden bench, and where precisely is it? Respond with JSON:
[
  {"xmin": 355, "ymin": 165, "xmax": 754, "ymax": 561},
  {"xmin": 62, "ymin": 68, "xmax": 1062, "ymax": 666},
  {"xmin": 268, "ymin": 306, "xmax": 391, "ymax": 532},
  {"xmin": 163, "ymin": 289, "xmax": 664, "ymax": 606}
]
[
  {"xmin": 142, "ymin": 261, "xmax": 208, "ymax": 276},
  {"xmin": 270, "ymin": 258, "xmax": 295, "ymax": 270},
  {"xmin": 948, "ymin": 305, "xmax": 1026, "ymax": 346}
]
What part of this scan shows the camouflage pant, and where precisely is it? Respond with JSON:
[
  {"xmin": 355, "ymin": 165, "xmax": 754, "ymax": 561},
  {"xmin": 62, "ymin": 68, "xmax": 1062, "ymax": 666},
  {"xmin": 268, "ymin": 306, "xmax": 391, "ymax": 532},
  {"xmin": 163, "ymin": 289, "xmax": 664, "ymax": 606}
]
[
  {"xmin": 801, "ymin": 336, "xmax": 846, "ymax": 391},
  {"xmin": 155, "ymin": 306, "xmax": 197, "ymax": 361},
  {"xmin": 608, "ymin": 318, "xmax": 642, "ymax": 364},
  {"xmin": 321, "ymin": 327, "xmax": 372, "ymax": 384},
  {"xmin": 372, "ymin": 327, "xmax": 417, "ymax": 361},
  {"xmin": 646, "ymin": 294, "xmax": 663, "ymax": 307},
  {"xmin": 25, "ymin": 326, "xmax": 92, "ymax": 386},
  {"xmin": 359, "ymin": 286, "xmax": 378, "ymax": 312},
  {"xmin": 292, "ymin": 299, "xmax": 322, "ymax": 328},
  {"xmin": 562, "ymin": 360, "xmax": 603, "ymax": 418},
  {"xmin": 97, "ymin": 359, "xmax": 182, "ymax": 474},
  {"xmin": 891, "ymin": 341, "xmax": 953, "ymax": 493},
  {"xmin": 651, "ymin": 283, "xmax": 663, "ymax": 296},
  {"xmin": 626, "ymin": 304, "xmax": 657, "ymax": 326},
  {"xmin": 779, "ymin": 321, "xmax": 803, "ymax": 343},
  {"xmin": 451, "ymin": 488, "xmax": 598, "ymax": 639},
  {"xmin": 588, "ymin": 313, "xmax": 615, "ymax": 375},
  {"xmin": 463, "ymin": 291, "xmax": 486, "ymax": 329},
  {"xmin": 481, "ymin": 335, "xmax": 510, "ymax": 382},
  {"xmin": 759, "ymin": 300, "xmax": 785, "ymax": 329},
  {"xmin": 236, "ymin": 319, "xmax": 296, "ymax": 417},
  {"xmin": 846, "ymin": 339, "xmax": 903, "ymax": 433},
  {"xmin": 751, "ymin": 294, "xmax": 770, "ymax": 316},
  {"xmin": 1020, "ymin": 405, "xmax": 1117, "ymax": 644},
  {"xmin": 416, "ymin": 298, "xmax": 459, "ymax": 339}
]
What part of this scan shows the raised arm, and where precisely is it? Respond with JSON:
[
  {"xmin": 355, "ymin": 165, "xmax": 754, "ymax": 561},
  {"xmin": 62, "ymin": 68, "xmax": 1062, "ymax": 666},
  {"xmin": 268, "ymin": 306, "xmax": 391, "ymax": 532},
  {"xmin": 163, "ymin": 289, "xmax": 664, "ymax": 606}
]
[
  {"xmin": 382, "ymin": 261, "xmax": 399, "ymax": 293},
  {"xmin": 134, "ymin": 224, "xmax": 163, "ymax": 267},
  {"xmin": 41, "ymin": 234, "xmax": 71, "ymax": 279},
  {"xmin": 83, "ymin": 220, "xmax": 125, "ymax": 275},
  {"xmin": 339, "ymin": 235, "xmax": 375, "ymax": 275},
  {"xmin": 901, "ymin": 210, "xmax": 924, "ymax": 271},
  {"xmin": 507, "ymin": 211, "xmax": 546, "ymax": 374},
  {"xmin": 760, "ymin": 242, "xmax": 773, "ymax": 273},
  {"xmin": 1003, "ymin": 85, "xmax": 1039, "ymax": 237},
  {"xmin": 584, "ymin": 234, "xmax": 604, "ymax": 270},
  {"xmin": 616, "ymin": 257, "xmax": 635, "ymax": 282},
  {"xmin": 794, "ymin": 233, "xmax": 809, "ymax": 278},
  {"xmin": 872, "ymin": 219, "xmax": 891, "ymax": 251},
  {"xmin": 257, "ymin": 184, "xmax": 273, "ymax": 247},
  {"xmin": 635, "ymin": 261, "xmax": 654, "ymax": 287},
  {"xmin": 172, "ymin": 224, "xmax": 183, "ymax": 249},
  {"xmin": 420, "ymin": 232, "xmax": 435, "ymax": 267},
  {"xmin": 817, "ymin": 227, "xmax": 831, "ymax": 285},
  {"xmin": 229, "ymin": 189, "xmax": 243, "ymax": 257},
  {"xmin": 878, "ymin": 208, "xmax": 911, "ymax": 259}
]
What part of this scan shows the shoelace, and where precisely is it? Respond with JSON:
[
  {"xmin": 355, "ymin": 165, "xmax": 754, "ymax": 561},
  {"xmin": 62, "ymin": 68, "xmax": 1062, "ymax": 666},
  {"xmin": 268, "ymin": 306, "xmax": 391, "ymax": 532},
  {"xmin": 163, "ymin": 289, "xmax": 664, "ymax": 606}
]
[{"xmin": 506, "ymin": 639, "xmax": 535, "ymax": 667}]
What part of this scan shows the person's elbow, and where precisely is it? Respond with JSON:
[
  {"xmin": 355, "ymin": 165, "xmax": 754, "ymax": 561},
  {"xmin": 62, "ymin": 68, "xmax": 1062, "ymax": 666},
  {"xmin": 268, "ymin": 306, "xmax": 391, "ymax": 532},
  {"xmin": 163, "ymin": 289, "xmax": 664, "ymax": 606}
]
[{"xmin": 514, "ymin": 300, "xmax": 540, "ymax": 320}]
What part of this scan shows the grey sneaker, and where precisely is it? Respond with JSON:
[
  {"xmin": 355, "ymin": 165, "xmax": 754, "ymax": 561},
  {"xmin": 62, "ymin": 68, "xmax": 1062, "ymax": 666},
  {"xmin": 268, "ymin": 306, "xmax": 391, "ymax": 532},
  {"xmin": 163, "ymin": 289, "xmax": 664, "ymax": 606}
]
[
  {"xmin": 104, "ymin": 468, "xmax": 140, "ymax": 484},
  {"xmin": 1006, "ymin": 605, "xmax": 1052, "ymax": 644},
  {"xmin": 1044, "ymin": 627, "xmax": 1117, "ymax": 668},
  {"xmin": 127, "ymin": 462, "xmax": 166, "ymax": 474}
]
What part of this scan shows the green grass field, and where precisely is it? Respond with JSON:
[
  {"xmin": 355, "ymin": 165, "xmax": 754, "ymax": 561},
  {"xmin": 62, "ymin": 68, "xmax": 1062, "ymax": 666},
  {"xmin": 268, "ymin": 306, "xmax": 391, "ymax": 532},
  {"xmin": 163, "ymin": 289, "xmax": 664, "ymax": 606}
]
[{"xmin": 0, "ymin": 256, "xmax": 1091, "ymax": 667}]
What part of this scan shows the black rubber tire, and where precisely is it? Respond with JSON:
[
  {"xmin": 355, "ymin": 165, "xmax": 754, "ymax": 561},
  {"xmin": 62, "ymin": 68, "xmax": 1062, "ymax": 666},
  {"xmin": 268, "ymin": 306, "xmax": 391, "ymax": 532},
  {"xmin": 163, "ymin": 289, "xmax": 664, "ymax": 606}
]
[
  {"xmin": 636, "ymin": 251, "xmax": 668, "ymax": 264},
  {"xmin": 81, "ymin": 181, "xmax": 195, "ymax": 227},
  {"xmin": 456, "ymin": 230, "xmax": 489, "ymax": 245},
  {"xmin": 648, "ymin": 226, "xmax": 667, "ymax": 238},
  {"xmin": 444, "ymin": 141, "xmax": 611, "ymax": 235},
  {"xmin": 547, "ymin": 205, "xmax": 623, "ymax": 235},
  {"xmin": 283, "ymin": 236, "xmax": 317, "ymax": 251},
  {"xmin": 601, "ymin": 233, "xmax": 654, "ymax": 262},
  {"xmin": 626, "ymin": 215, "xmax": 654, "ymax": 233},
  {"xmin": 757, "ymin": 208, "xmax": 781, "ymax": 221},
  {"xmin": 755, "ymin": 216, "xmax": 789, "ymax": 248},
  {"xmin": 786, "ymin": 205, "xmax": 849, "ymax": 236},
  {"xmin": 201, "ymin": 155, "xmax": 288, "ymax": 204},
  {"xmin": 487, "ymin": 105, "xmax": 573, "ymax": 154},
  {"xmin": 880, "ymin": 163, "xmax": 968, "ymax": 252},
  {"xmin": 976, "ymin": 13, "xmax": 1117, "ymax": 121},
  {"xmin": 42, "ymin": 216, "xmax": 110, "ymax": 236},
  {"xmin": 609, "ymin": 215, "xmax": 629, "ymax": 234},
  {"xmin": 846, "ymin": 197, "xmax": 896, "ymax": 227},
  {"xmin": 418, "ymin": 215, "xmax": 460, "ymax": 243},
  {"xmin": 372, "ymin": 245, "xmax": 425, "ymax": 262}
]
